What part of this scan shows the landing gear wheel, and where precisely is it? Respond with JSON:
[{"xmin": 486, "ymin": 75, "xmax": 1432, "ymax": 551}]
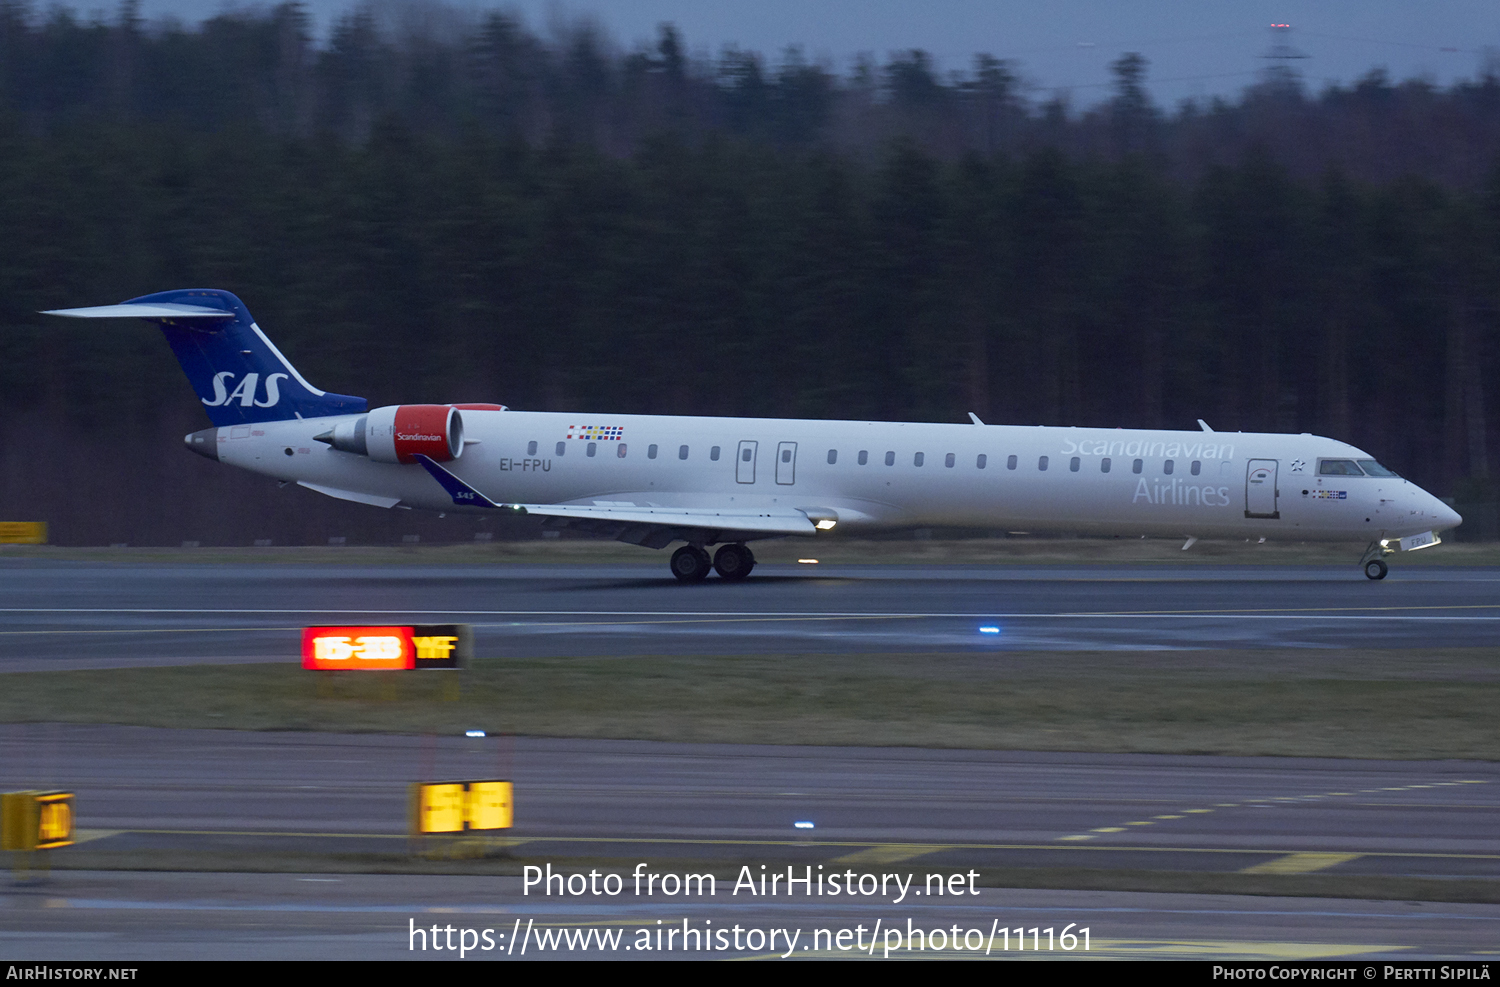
[
  {"xmin": 713, "ymin": 544, "xmax": 755, "ymax": 581},
  {"xmin": 1364, "ymin": 558, "xmax": 1388, "ymax": 580},
  {"xmin": 670, "ymin": 545, "xmax": 712, "ymax": 582}
]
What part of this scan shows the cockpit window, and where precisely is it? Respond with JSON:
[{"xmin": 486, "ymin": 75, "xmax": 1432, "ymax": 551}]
[
  {"xmin": 1357, "ymin": 460, "xmax": 1400, "ymax": 478},
  {"xmin": 1318, "ymin": 459, "xmax": 1366, "ymax": 476}
]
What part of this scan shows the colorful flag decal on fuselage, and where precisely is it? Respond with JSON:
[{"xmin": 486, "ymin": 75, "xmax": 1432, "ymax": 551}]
[{"xmin": 566, "ymin": 425, "xmax": 624, "ymax": 441}]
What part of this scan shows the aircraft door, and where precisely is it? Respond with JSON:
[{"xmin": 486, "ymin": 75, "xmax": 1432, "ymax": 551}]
[
  {"xmin": 736, "ymin": 440, "xmax": 757, "ymax": 483},
  {"xmin": 776, "ymin": 441, "xmax": 797, "ymax": 485},
  {"xmin": 1245, "ymin": 460, "xmax": 1280, "ymax": 519}
]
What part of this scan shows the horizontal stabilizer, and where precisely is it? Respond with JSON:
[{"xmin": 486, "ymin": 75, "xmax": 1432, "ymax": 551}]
[
  {"xmin": 42, "ymin": 289, "xmax": 367, "ymax": 426},
  {"xmin": 42, "ymin": 303, "xmax": 235, "ymax": 320}
]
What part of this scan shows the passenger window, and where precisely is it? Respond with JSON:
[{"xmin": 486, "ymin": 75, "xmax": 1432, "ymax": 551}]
[
  {"xmin": 885, "ymin": 451, "xmax": 895, "ymax": 466},
  {"xmin": 710, "ymin": 446, "xmax": 720, "ymax": 461},
  {"xmin": 587, "ymin": 442, "xmax": 597, "ymax": 458},
  {"xmin": 976, "ymin": 454, "xmax": 987, "ymax": 469},
  {"xmin": 858, "ymin": 450, "xmax": 869, "ymax": 465},
  {"xmin": 1069, "ymin": 457, "xmax": 1080, "ymax": 472},
  {"xmin": 556, "ymin": 442, "xmax": 566, "ymax": 457},
  {"xmin": 782, "ymin": 448, "xmax": 792, "ymax": 463},
  {"xmin": 1163, "ymin": 459, "xmax": 1174, "ymax": 475},
  {"xmin": 648, "ymin": 444, "xmax": 658, "ymax": 459},
  {"xmin": 617, "ymin": 443, "xmax": 627, "ymax": 459},
  {"xmin": 1319, "ymin": 459, "xmax": 1365, "ymax": 476},
  {"xmin": 945, "ymin": 453, "xmax": 955, "ymax": 468},
  {"xmin": 679, "ymin": 445, "xmax": 689, "ymax": 460},
  {"xmin": 914, "ymin": 452, "xmax": 924, "ymax": 467},
  {"xmin": 527, "ymin": 440, "xmax": 537, "ymax": 456},
  {"xmin": 1038, "ymin": 456, "xmax": 1049, "ymax": 471},
  {"xmin": 827, "ymin": 449, "xmax": 837, "ymax": 464},
  {"xmin": 1101, "ymin": 458, "xmax": 1111, "ymax": 473},
  {"xmin": 741, "ymin": 447, "xmax": 751, "ymax": 462},
  {"xmin": 1190, "ymin": 460, "xmax": 1201, "ymax": 475},
  {"xmin": 1132, "ymin": 458, "xmax": 1142, "ymax": 474},
  {"xmin": 1007, "ymin": 455, "xmax": 1017, "ymax": 470}
]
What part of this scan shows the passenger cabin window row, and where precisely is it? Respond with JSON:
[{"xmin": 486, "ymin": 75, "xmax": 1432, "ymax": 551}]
[{"xmin": 524, "ymin": 440, "xmax": 1225, "ymax": 478}]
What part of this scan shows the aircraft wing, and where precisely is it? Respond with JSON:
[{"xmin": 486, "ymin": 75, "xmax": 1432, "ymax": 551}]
[{"xmin": 414, "ymin": 454, "xmax": 816, "ymax": 547}]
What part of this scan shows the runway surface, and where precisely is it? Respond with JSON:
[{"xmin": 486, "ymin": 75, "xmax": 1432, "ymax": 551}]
[
  {"xmin": 5, "ymin": 874, "xmax": 1498, "ymax": 960},
  {"xmin": 4, "ymin": 561, "xmax": 1500, "ymax": 669},
  {"xmin": 1, "ymin": 726, "xmax": 1497, "ymax": 959},
  {"xmin": 3, "ymin": 561, "xmax": 1498, "ymax": 959}
]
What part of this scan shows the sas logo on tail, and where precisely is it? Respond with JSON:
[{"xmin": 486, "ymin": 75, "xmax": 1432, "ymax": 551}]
[{"xmin": 202, "ymin": 372, "xmax": 290, "ymax": 408}]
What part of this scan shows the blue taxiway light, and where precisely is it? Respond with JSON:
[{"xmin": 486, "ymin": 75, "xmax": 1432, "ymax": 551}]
[
  {"xmin": 978, "ymin": 626, "xmax": 1001, "ymax": 634},
  {"xmin": 793, "ymin": 821, "xmax": 815, "ymax": 829},
  {"xmin": 465, "ymin": 729, "xmax": 486, "ymax": 738}
]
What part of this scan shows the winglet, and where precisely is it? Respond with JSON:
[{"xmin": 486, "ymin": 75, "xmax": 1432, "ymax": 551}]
[
  {"xmin": 968, "ymin": 412, "xmax": 986, "ymax": 426},
  {"xmin": 413, "ymin": 454, "xmax": 518, "ymax": 511},
  {"xmin": 1197, "ymin": 419, "xmax": 1214, "ymax": 432}
]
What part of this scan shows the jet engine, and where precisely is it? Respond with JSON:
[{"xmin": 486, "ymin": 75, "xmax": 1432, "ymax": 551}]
[{"xmin": 316, "ymin": 405, "xmax": 465, "ymax": 463}]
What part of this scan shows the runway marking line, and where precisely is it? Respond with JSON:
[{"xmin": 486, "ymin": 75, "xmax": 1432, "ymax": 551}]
[
  {"xmin": 1241, "ymin": 853, "xmax": 1363, "ymax": 876},
  {"xmin": 110, "ymin": 830, "xmax": 1500, "ymax": 860},
  {"xmin": 830, "ymin": 844, "xmax": 955, "ymax": 865},
  {"xmin": 1054, "ymin": 780, "xmax": 1490, "ymax": 845},
  {"xmin": 779, "ymin": 940, "xmax": 1407, "ymax": 960}
]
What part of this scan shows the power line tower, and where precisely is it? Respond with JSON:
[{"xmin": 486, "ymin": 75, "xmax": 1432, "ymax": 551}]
[{"xmin": 1260, "ymin": 23, "xmax": 1309, "ymax": 87}]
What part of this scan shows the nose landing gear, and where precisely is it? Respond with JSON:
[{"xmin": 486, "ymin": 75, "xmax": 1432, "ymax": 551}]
[{"xmin": 1359, "ymin": 540, "xmax": 1392, "ymax": 580}]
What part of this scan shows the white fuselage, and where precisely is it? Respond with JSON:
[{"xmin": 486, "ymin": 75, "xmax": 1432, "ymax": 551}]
[{"xmin": 209, "ymin": 411, "xmax": 1460, "ymax": 544}]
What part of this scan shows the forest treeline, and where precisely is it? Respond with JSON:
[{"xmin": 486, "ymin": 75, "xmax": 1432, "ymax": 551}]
[
  {"xmin": 0, "ymin": 2, "xmax": 1497, "ymax": 544},
  {"xmin": 3, "ymin": 1, "xmax": 1500, "ymax": 185}
]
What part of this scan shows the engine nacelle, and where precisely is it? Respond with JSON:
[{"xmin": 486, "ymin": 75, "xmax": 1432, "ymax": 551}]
[{"xmin": 319, "ymin": 405, "xmax": 465, "ymax": 463}]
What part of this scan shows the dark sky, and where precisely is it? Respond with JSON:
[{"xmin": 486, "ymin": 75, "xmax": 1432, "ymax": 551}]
[{"xmin": 129, "ymin": 0, "xmax": 1498, "ymax": 106}]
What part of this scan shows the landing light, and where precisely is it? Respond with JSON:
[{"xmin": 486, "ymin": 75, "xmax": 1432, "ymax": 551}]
[
  {"xmin": 979, "ymin": 626, "xmax": 1001, "ymax": 635},
  {"xmin": 798, "ymin": 559, "xmax": 819, "ymax": 564},
  {"xmin": 465, "ymin": 730, "xmax": 486, "ymax": 738},
  {"xmin": 815, "ymin": 519, "xmax": 837, "ymax": 530},
  {"xmin": 794, "ymin": 821, "xmax": 815, "ymax": 829}
]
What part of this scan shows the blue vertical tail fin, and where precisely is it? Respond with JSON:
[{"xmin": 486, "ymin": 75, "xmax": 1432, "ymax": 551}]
[{"xmin": 42, "ymin": 288, "xmax": 367, "ymax": 425}]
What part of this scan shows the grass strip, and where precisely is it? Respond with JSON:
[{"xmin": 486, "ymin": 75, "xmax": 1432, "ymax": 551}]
[{"xmin": 1, "ymin": 650, "xmax": 1497, "ymax": 759}]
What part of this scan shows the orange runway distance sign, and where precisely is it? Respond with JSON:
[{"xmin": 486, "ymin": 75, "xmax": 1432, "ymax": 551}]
[{"xmin": 302, "ymin": 624, "xmax": 470, "ymax": 670}]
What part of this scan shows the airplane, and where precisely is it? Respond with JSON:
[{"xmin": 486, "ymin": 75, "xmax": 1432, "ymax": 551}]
[{"xmin": 44, "ymin": 288, "xmax": 1462, "ymax": 581}]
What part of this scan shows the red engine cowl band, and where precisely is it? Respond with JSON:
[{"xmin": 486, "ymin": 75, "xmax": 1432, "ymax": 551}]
[{"xmin": 363, "ymin": 405, "xmax": 465, "ymax": 464}]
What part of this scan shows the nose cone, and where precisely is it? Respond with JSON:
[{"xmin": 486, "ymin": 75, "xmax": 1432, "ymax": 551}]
[{"xmin": 1435, "ymin": 501, "xmax": 1463, "ymax": 531}]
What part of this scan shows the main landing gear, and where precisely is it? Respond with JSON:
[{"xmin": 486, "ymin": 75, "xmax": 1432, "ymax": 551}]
[
  {"xmin": 670, "ymin": 543, "xmax": 756, "ymax": 583},
  {"xmin": 1359, "ymin": 540, "xmax": 1392, "ymax": 580}
]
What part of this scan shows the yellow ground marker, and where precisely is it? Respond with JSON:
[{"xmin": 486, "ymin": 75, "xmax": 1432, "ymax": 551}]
[
  {"xmin": 1184, "ymin": 809, "xmax": 1213, "ymax": 814},
  {"xmin": 830, "ymin": 844, "xmax": 952, "ymax": 866},
  {"xmin": 1241, "ymin": 852, "xmax": 1362, "ymax": 875},
  {"xmin": 1092, "ymin": 827, "xmax": 1126, "ymax": 833},
  {"xmin": 1125, "ymin": 821, "xmax": 1154, "ymax": 826},
  {"xmin": 1056, "ymin": 834, "xmax": 1095, "ymax": 841},
  {"xmin": 1154, "ymin": 815, "xmax": 1183, "ymax": 819}
]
